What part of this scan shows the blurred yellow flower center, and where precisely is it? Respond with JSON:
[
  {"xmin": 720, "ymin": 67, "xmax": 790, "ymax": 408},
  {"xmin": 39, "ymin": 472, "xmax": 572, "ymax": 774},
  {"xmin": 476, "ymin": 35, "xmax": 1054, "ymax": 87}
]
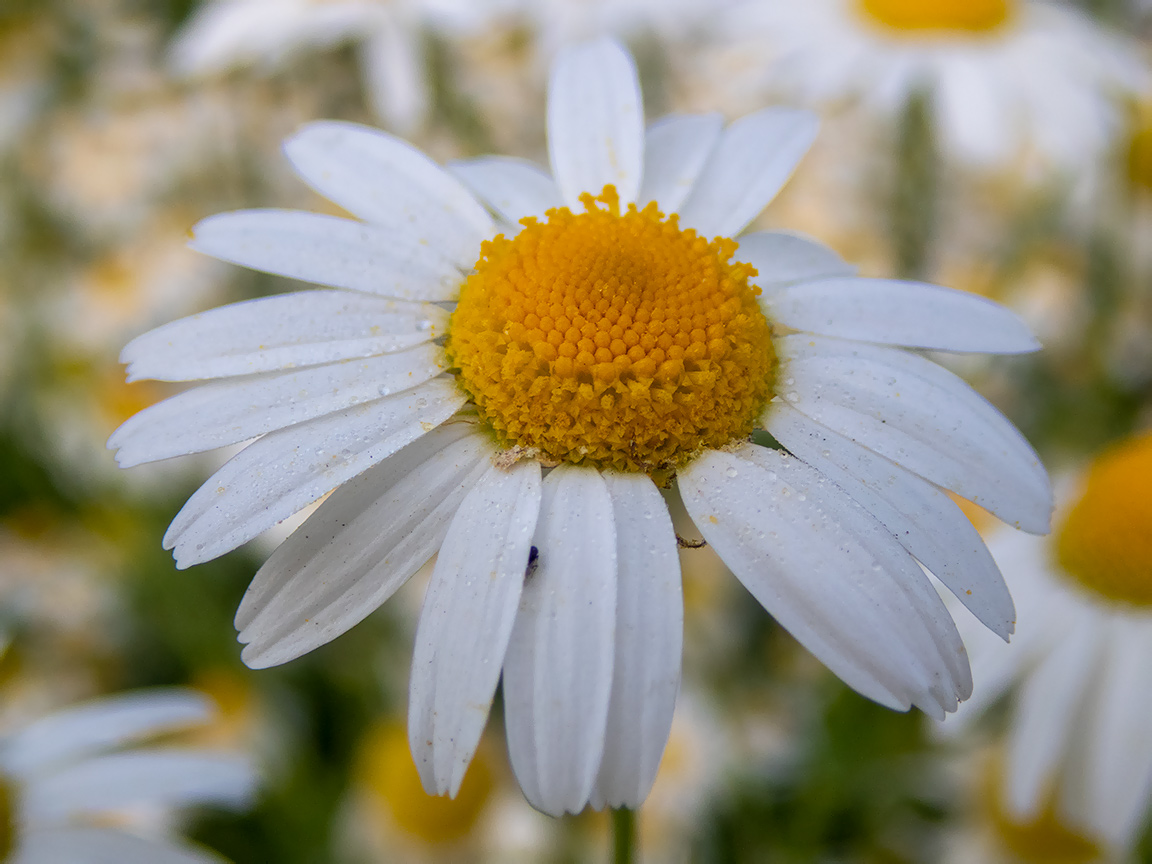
[
  {"xmin": 447, "ymin": 186, "xmax": 775, "ymax": 474},
  {"xmin": 1055, "ymin": 433, "xmax": 1152, "ymax": 607},
  {"xmin": 1128, "ymin": 117, "xmax": 1152, "ymax": 194},
  {"xmin": 857, "ymin": 0, "xmax": 1012, "ymax": 34},
  {"xmin": 0, "ymin": 779, "xmax": 15, "ymax": 860},
  {"xmin": 983, "ymin": 758, "xmax": 1100, "ymax": 863},
  {"xmin": 358, "ymin": 723, "xmax": 492, "ymax": 843}
]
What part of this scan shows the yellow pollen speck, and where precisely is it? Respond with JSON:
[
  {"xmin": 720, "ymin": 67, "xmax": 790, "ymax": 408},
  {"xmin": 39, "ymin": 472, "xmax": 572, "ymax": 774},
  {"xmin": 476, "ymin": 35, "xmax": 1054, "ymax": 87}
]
[
  {"xmin": 446, "ymin": 186, "xmax": 775, "ymax": 474},
  {"xmin": 1055, "ymin": 432, "xmax": 1152, "ymax": 607},
  {"xmin": 856, "ymin": 0, "xmax": 1012, "ymax": 34}
]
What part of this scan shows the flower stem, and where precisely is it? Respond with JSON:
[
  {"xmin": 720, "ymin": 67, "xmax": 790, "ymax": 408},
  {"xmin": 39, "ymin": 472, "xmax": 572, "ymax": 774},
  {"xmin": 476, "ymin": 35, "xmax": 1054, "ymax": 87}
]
[
  {"xmin": 891, "ymin": 86, "xmax": 939, "ymax": 281},
  {"xmin": 612, "ymin": 807, "xmax": 636, "ymax": 864}
]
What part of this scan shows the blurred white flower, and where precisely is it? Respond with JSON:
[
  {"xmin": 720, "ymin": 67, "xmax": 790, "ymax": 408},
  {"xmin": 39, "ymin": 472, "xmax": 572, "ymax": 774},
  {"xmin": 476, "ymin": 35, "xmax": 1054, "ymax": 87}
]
[
  {"xmin": 168, "ymin": 0, "xmax": 514, "ymax": 133},
  {"xmin": 0, "ymin": 688, "xmax": 257, "ymax": 864},
  {"xmin": 712, "ymin": 0, "xmax": 1149, "ymax": 173},
  {"xmin": 520, "ymin": 0, "xmax": 721, "ymax": 55},
  {"xmin": 944, "ymin": 432, "xmax": 1152, "ymax": 855}
]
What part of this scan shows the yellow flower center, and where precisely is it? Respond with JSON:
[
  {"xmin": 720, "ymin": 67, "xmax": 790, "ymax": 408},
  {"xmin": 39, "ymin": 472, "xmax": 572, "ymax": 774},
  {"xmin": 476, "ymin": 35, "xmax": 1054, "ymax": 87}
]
[
  {"xmin": 983, "ymin": 758, "xmax": 1101, "ymax": 863},
  {"xmin": 1055, "ymin": 432, "xmax": 1152, "ymax": 607},
  {"xmin": 358, "ymin": 723, "xmax": 493, "ymax": 844},
  {"xmin": 0, "ymin": 778, "xmax": 16, "ymax": 860},
  {"xmin": 447, "ymin": 187, "xmax": 775, "ymax": 474},
  {"xmin": 856, "ymin": 0, "xmax": 1013, "ymax": 35},
  {"xmin": 1127, "ymin": 116, "xmax": 1152, "ymax": 195}
]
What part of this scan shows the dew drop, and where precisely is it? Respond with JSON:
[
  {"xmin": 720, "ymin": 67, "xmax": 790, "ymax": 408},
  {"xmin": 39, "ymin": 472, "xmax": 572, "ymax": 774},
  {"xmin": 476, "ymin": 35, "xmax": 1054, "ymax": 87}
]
[{"xmin": 725, "ymin": 467, "xmax": 739, "ymax": 478}]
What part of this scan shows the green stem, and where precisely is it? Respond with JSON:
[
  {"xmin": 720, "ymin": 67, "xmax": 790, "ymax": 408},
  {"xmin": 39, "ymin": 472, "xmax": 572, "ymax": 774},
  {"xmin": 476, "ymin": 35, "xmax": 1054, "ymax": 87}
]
[
  {"xmin": 891, "ymin": 86, "xmax": 939, "ymax": 281},
  {"xmin": 612, "ymin": 807, "xmax": 636, "ymax": 864}
]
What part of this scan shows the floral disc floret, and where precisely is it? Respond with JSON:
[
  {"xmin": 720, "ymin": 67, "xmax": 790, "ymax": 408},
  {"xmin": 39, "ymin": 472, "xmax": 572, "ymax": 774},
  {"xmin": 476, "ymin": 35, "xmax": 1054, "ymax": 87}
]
[
  {"xmin": 446, "ymin": 187, "xmax": 775, "ymax": 474},
  {"xmin": 857, "ymin": 0, "xmax": 1012, "ymax": 34},
  {"xmin": 1055, "ymin": 432, "xmax": 1152, "ymax": 607}
]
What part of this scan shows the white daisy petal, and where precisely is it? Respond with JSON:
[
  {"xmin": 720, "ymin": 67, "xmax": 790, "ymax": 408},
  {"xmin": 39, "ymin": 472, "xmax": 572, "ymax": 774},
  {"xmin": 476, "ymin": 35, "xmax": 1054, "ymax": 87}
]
[
  {"xmin": 777, "ymin": 336, "xmax": 1053, "ymax": 533},
  {"xmin": 449, "ymin": 156, "xmax": 563, "ymax": 225},
  {"xmin": 21, "ymin": 751, "xmax": 255, "ymax": 823},
  {"xmin": 122, "ymin": 290, "xmax": 447, "ymax": 383},
  {"xmin": 236, "ymin": 424, "xmax": 492, "ymax": 668},
  {"xmin": 547, "ymin": 38, "xmax": 644, "ymax": 208},
  {"xmin": 1079, "ymin": 619, "xmax": 1152, "ymax": 848},
  {"xmin": 111, "ymin": 346, "xmax": 447, "ymax": 467},
  {"xmin": 189, "ymin": 210, "xmax": 462, "ymax": 301},
  {"xmin": 637, "ymin": 113, "xmax": 723, "ymax": 214},
  {"xmin": 14, "ymin": 827, "xmax": 228, "ymax": 864},
  {"xmin": 737, "ymin": 230, "xmax": 856, "ymax": 293},
  {"xmin": 164, "ymin": 378, "xmax": 465, "ymax": 568},
  {"xmin": 590, "ymin": 472, "xmax": 682, "ymax": 810},
  {"xmin": 679, "ymin": 446, "xmax": 971, "ymax": 716},
  {"xmin": 408, "ymin": 460, "xmax": 542, "ymax": 797},
  {"xmin": 764, "ymin": 277, "xmax": 1040, "ymax": 353},
  {"xmin": 765, "ymin": 402, "xmax": 1015, "ymax": 639},
  {"xmin": 676, "ymin": 107, "xmax": 819, "ymax": 239},
  {"xmin": 0, "ymin": 689, "xmax": 213, "ymax": 779},
  {"xmin": 503, "ymin": 465, "xmax": 617, "ymax": 816},
  {"xmin": 283, "ymin": 121, "xmax": 493, "ymax": 269},
  {"xmin": 359, "ymin": 15, "xmax": 427, "ymax": 134},
  {"xmin": 1006, "ymin": 615, "xmax": 1105, "ymax": 818}
]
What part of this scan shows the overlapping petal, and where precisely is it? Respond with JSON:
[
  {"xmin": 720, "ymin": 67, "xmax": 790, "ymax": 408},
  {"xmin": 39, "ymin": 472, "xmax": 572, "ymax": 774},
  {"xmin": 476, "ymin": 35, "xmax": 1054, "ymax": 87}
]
[
  {"xmin": 775, "ymin": 336, "xmax": 1052, "ymax": 533},
  {"xmin": 680, "ymin": 446, "xmax": 971, "ymax": 716},
  {"xmin": 0, "ymin": 690, "xmax": 214, "ymax": 780},
  {"xmin": 547, "ymin": 38, "xmax": 644, "ymax": 208},
  {"xmin": 111, "ymin": 346, "xmax": 447, "ymax": 466},
  {"xmin": 736, "ymin": 230, "xmax": 855, "ymax": 292},
  {"xmin": 677, "ymin": 107, "xmax": 819, "ymax": 239},
  {"xmin": 764, "ymin": 277, "xmax": 1040, "ymax": 353},
  {"xmin": 189, "ymin": 210, "xmax": 463, "ymax": 301},
  {"xmin": 766, "ymin": 402, "xmax": 1015, "ymax": 639},
  {"xmin": 503, "ymin": 465, "xmax": 617, "ymax": 815},
  {"xmin": 450, "ymin": 156, "xmax": 563, "ymax": 225},
  {"xmin": 164, "ymin": 378, "xmax": 465, "ymax": 568},
  {"xmin": 590, "ymin": 472, "xmax": 682, "ymax": 810},
  {"xmin": 121, "ymin": 290, "xmax": 447, "ymax": 382},
  {"xmin": 409, "ymin": 460, "xmax": 542, "ymax": 798},
  {"xmin": 638, "ymin": 113, "xmax": 723, "ymax": 214},
  {"xmin": 236, "ymin": 424, "xmax": 492, "ymax": 668},
  {"xmin": 283, "ymin": 121, "xmax": 493, "ymax": 269}
]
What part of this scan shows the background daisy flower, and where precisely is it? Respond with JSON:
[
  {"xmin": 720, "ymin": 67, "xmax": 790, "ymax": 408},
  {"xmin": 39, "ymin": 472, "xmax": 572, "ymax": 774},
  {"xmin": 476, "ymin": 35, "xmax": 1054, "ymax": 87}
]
[
  {"xmin": 712, "ymin": 0, "xmax": 1149, "ymax": 172},
  {"xmin": 943, "ymin": 431, "xmax": 1152, "ymax": 855},
  {"xmin": 111, "ymin": 37, "xmax": 1051, "ymax": 816},
  {"xmin": 0, "ymin": 687, "xmax": 256, "ymax": 863},
  {"xmin": 168, "ymin": 0, "xmax": 513, "ymax": 133}
]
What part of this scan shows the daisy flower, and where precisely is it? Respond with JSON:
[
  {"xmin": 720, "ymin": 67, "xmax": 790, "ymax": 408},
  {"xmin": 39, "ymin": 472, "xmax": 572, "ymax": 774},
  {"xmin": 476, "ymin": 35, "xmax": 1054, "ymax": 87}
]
[
  {"xmin": 945, "ymin": 432, "xmax": 1152, "ymax": 855},
  {"xmin": 110, "ymin": 38, "xmax": 1052, "ymax": 815},
  {"xmin": 168, "ymin": 0, "xmax": 510, "ymax": 133},
  {"xmin": 520, "ymin": 0, "xmax": 721, "ymax": 55},
  {"xmin": 0, "ymin": 688, "xmax": 256, "ymax": 863},
  {"xmin": 715, "ymin": 0, "xmax": 1148, "ymax": 171}
]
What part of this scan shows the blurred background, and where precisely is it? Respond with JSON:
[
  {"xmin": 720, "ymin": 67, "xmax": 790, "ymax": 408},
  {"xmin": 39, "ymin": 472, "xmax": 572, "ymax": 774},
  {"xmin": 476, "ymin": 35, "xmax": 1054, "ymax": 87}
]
[{"xmin": 2, "ymin": 0, "xmax": 1152, "ymax": 861}]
